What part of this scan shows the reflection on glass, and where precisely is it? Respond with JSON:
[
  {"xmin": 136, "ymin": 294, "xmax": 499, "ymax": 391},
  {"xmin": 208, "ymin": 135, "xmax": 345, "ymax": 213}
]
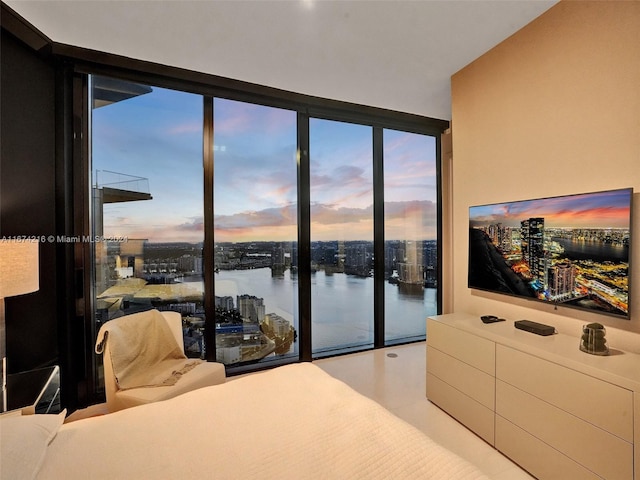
[
  {"xmin": 213, "ymin": 99, "xmax": 298, "ymax": 366},
  {"xmin": 383, "ymin": 129, "xmax": 437, "ymax": 342},
  {"xmin": 91, "ymin": 76, "xmax": 205, "ymax": 356},
  {"xmin": 310, "ymin": 118, "xmax": 374, "ymax": 354}
]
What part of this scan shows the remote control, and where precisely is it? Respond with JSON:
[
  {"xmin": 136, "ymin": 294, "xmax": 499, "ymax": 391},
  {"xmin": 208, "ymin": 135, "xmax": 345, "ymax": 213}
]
[{"xmin": 481, "ymin": 315, "xmax": 505, "ymax": 324}]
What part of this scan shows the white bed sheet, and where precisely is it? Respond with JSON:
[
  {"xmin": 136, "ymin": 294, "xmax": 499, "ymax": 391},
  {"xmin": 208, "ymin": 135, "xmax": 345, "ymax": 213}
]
[{"xmin": 38, "ymin": 363, "xmax": 489, "ymax": 479}]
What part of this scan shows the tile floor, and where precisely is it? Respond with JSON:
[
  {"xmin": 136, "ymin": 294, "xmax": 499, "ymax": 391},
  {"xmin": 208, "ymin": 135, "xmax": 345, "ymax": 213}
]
[{"xmin": 314, "ymin": 342, "xmax": 535, "ymax": 480}]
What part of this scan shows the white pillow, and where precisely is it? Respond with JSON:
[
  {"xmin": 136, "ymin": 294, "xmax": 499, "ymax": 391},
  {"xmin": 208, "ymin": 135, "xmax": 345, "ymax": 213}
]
[{"xmin": 0, "ymin": 410, "xmax": 66, "ymax": 480}]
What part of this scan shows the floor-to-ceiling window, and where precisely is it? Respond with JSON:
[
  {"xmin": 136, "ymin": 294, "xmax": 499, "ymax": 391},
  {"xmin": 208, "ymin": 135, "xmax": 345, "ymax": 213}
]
[
  {"xmin": 383, "ymin": 129, "xmax": 438, "ymax": 343},
  {"xmin": 90, "ymin": 76, "xmax": 205, "ymax": 359},
  {"xmin": 309, "ymin": 118, "xmax": 374, "ymax": 355},
  {"xmin": 85, "ymin": 71, "xmax": 443, "ymax": 387},
  {"xmin": 212, "ymin": 98, "xmax": 298, "ymax": 366}
]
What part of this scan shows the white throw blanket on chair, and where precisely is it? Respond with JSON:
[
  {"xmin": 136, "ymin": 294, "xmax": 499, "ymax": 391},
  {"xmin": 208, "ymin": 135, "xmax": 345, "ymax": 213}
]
[{"xmin": 95, "ymin": 309, "xmax": 202, "ymax": 390}]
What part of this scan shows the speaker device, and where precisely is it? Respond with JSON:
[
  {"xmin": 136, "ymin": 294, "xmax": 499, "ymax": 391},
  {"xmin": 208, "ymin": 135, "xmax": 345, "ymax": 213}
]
[{"xmin": 514, "ymin": 320, "xmax": 555, "ymax": 336}]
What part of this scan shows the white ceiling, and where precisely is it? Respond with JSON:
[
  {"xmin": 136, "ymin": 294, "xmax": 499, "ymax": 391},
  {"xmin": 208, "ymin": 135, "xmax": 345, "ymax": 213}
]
[{"xmin": 5, "ymin": 0, "xmax": 557, "ymax": 120}]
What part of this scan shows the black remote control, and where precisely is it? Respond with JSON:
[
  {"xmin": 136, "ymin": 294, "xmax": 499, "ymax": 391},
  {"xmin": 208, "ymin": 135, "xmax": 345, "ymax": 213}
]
[{"xmin": 481, "ymin": 315, "xmax": 505, "ymax": 324}]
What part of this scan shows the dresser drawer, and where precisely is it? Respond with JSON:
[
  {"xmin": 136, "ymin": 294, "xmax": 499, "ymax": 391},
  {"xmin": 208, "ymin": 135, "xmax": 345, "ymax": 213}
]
[
  {"xmin": 496, "ymin": 344, "xmax": 633, "ymax": 442},
  {"xmin": 427, "ymin": 346, "xmax": 494, "ymax": 409},
  {"xmin": 427, "ymin": 318, "xmax": 495, "ymax": 375},
  {"xmin": 427, "ymin": 373, "xmax": 494, "ymax": 444},
  {"xmin": 496, "ymin": 415, "xmax": 600, "ymax": 480},
  {"xmin": 497, "ymin": 380, "xmax": 633, "ymax": 479}
]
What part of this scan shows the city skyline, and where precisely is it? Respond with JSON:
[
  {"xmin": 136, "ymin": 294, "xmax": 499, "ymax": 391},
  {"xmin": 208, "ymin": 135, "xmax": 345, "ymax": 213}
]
[
  {"xmin": 93, "ymin": 83, "xmax": 437, "ymax": 244},
  {"xmin": 469, "ymin": 189, "xmax": 632, "ymax": 230}
]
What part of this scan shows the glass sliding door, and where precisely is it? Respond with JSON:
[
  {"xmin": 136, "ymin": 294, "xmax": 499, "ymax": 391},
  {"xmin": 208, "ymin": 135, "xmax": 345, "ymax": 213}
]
[
  {"xmin": 90, "ymin": 76, "xmax": 205, "ymax": 357},
  {"xmin": 213, "ymin": 99, "xmax": 298, "ymax": 367},
  {"xmin": 309, "ymin": 118, "xmax": 374, "ymax": 355},
  {"xmin": 383, "ymin": 129, "xmax": 438, "ymax": 343}
]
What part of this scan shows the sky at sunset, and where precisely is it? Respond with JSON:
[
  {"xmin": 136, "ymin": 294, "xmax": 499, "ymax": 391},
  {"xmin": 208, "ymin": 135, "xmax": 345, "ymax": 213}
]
[
  {"xmin": 93, "ymin": 83, "xmax": 437, "ymax": 243},
  {"xmin": 469, "ymin": 189, "xmax": 632, "ymax": 230}
]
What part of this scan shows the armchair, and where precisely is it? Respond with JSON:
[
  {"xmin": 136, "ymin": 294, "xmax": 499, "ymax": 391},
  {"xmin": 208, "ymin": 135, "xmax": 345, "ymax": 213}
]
[{"xmin": 96, "ymin": 309, "xmax": 225, "ymax": 412}]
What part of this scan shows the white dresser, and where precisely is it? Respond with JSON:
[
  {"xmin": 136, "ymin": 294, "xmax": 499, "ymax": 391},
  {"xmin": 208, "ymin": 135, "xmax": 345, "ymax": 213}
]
[{"xmin": 426, "ymin": 313, "xmax": 640, "ymax": 480}]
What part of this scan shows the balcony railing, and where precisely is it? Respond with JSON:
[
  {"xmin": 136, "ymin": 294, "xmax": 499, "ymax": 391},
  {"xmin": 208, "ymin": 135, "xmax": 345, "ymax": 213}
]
[{"xmin": 95, "ymin": 170, "xmax": 152, "ymax": 203}]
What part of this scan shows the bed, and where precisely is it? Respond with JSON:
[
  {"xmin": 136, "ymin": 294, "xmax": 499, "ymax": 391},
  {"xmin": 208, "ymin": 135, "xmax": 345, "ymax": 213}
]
[{"xmin": 2, "ymin": 363, "xmax": 489, "ymax": 479}]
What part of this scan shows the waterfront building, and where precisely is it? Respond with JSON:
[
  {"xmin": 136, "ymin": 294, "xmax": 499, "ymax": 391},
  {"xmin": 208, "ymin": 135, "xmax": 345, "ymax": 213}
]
[
  {"xmin": 263, "ymin": 313, "xmax": 291, "ymax": 337},
  {"xmin": 237, "ymin": 294, "xmax": 265, "ymax": 322}
]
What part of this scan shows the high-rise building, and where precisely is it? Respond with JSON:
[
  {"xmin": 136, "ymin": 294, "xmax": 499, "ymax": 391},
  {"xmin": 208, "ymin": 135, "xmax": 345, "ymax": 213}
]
[
  {"xmin": 263, "ymin": 313, "xmax": 290, "ymax": 337},
  {"xmin": 548, "ymin": 261, "xmax": 575, "ymax": 301},
  {"xmin": 499, "ymin": 226, "xmax": 513, "ymax": 253},
  {"xmin": 344, "ymin": 243, "xmax": 370, "ymax": 276},
  {"xmin": 177, "ymin": 255, "xmax": 202, "ymax": 274},
  {"xmin": 521, "ymin": 217, "xmax": 546, "ymax": 284},
  {"xmin": 215, "ymin": 295, "xmax": 234, "ymax": 310},
  {"xmin": 271, "ymin": 244, "xmax": 285, "ymax": 267},
  {"xmin": 236, "ymin": 294, "xmax": 265, "ymax": 322},
  {"xmin": 398, "ymin": 240, "xmax": 424, "ymax": 284}
]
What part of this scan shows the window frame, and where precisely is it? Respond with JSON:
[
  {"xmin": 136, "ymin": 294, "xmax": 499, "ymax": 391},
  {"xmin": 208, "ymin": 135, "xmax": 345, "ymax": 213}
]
[{"xmin": 65, "ymin": 44, "xmax": 446, "ymax": 387}]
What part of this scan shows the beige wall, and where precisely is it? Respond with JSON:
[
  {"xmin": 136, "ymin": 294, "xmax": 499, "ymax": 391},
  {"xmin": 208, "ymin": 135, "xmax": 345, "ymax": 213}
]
[{"xmin": 450, "ymin": 1, "xmax": 640, "ymax": 352}]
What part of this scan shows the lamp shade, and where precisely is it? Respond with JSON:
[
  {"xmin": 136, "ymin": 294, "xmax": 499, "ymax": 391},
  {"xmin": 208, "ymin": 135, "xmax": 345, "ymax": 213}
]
[{"xmin": 0, "ymin": 241, "xmax": 39, "ymax": 298}]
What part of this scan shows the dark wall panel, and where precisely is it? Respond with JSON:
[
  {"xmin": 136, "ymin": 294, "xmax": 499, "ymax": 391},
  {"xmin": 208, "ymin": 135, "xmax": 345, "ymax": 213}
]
[{"xmin": 1, "ymin": 30, "xmax": 58, "ymax": 373}]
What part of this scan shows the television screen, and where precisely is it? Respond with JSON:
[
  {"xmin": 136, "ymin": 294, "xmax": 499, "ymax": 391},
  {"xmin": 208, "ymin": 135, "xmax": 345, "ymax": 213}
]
[{"xmin": 468, "ymin": 188, "xmax": 633, "ymax": 319}]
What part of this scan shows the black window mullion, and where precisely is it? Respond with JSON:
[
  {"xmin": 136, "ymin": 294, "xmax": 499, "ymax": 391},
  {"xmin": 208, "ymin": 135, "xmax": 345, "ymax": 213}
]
[
  {"xmin": 297, "ymin": 111, "xmax": 312, "ymax": 362},
  {"xmin": 435, "ymin": 134, "xmax": 443, "ymax": 316},
  {"xmin": 203, "ymin": 96, "xmax": 216, "ymax": 362},
  {"xmin": 373, "ymin": 127, "xmax": 385, "ymax": 348}
]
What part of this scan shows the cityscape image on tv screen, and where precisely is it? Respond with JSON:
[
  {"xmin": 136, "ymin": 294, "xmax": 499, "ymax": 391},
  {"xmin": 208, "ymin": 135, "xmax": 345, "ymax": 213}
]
[{"xmin": 468, "ymin": 188, "xmax": 633, "ymax": 318}]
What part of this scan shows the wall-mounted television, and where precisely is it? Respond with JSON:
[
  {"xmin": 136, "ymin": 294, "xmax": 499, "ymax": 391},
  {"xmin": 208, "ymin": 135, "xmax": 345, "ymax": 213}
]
[{"xmin": 468, "ymin": 188, "xmax": 633, "ymax": 319}]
